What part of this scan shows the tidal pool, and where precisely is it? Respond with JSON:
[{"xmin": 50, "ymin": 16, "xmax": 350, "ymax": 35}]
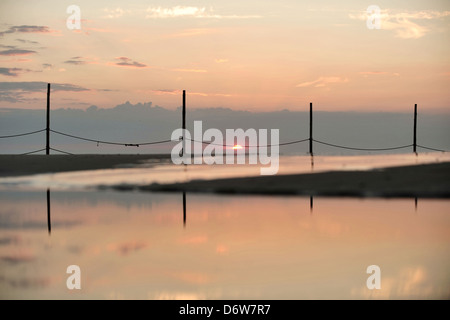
[{"xmin": 0, "ymin": 190, "xmax": 448, "ymax": 299}]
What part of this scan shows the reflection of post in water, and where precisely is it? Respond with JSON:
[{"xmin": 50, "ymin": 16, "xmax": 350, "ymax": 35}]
[
  {"xmin": 415, "ymin": 197, "xmax": 418, "ymax": 211},
  {"xmin": 310, "ymin": 155, "xmax": 314, "ymax": 170},
  {"xmin": 183, "ymin": 191, "xmax": 186, "ymax": 227},
  {"xmin": 310, "ymin": 196, "xmax": 313, "ymax": 214},
  {"xmin": 47, "ymin": 189, "xmax": 51, "ymax": 234}
]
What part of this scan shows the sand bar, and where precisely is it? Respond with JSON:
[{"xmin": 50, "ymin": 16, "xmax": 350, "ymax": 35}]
[
  {"xmin": 137, "ymin": 162, "xmax": 450, "ymax": 198},
  {"xmin": 0, "ymin": 155, "xmax": 449, "ymax": 198},
  {"xmin": 0, "ymin": 154, "xmax": 172, "ymax": 177}
]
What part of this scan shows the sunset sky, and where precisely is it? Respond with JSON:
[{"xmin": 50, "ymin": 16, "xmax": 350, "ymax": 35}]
[{"xmin": 0, "ymin": 0, "xmax": 449, "ymax": 112}]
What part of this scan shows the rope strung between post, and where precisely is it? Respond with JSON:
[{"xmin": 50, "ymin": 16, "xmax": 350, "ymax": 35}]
[
  {"xmin": 49, "ymin": 147, "xmax": 73, "ymax": 155},
  {"xmin": 50, "ymin": 129, "xmax": 174, "ymax": 146},
  {"xmin": 185, "ymin": 137, "xmax": 310, "ymax": 148},
  {"xmin": 313, "ymin": 139, "xmax": 413, "ymax": 151},
  {"xmin": 4, "ymin": 129, "xmax": 447, "ymax": 154},
  {"xmin": 417, "ymin": 145, "xmax": 448, "ymax": 152},
  {"xmin": 20, "ymin": 148, "xmax": 46, "ymax": 155},
  {"xmin": 275, "ymin": 138, "xmax": 310, "ymax": 147},
  {"xmin": 0, "ymin": 129, "xmax": 46, "ymax": 139}
]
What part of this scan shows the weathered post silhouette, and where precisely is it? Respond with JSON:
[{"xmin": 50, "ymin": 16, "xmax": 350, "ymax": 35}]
[
  {"xmin": 309, "ymin": 102, "xmax": 313, "ymax": 156},
  {"xmin": 413, "ymin": 103, "xmax": 417, "ymax": 155},
  {"xmin": 46, "ymin": 83, "xmax": 51, "ymax": 155},
  {"xmin": 181, "ymin": 90, "xmax": 186, "ymax": 157}
]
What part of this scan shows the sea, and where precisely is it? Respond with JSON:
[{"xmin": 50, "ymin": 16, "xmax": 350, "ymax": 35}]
[{"xmin": 0, "ymin": 153, "xmax": 449, "ymax": 299}]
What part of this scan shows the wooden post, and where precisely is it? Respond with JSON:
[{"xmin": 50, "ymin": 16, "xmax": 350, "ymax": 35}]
[
  {"xmin": 46, "ymin": 83, "xmax": 50, "ymax": 155},
  {"xmin": 183, "ymin": 90, "xmax": 186, "ymax": 131},
  {"xmin": 309, "ymin": 102, "xmax": 313, "ymax": 155},
  {"xmin": 413, "ymin": 103, "xmax": 417, "ymax": 154},
  {"xmin": 182, "ymin": 90, "xmax": 186, "ymax": 156}
]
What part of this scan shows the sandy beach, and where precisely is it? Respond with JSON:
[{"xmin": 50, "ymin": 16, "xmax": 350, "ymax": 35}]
[
  {"xmin": 139, "ymin": 161, "xmax": 450, "ymax": 198},
  {"xmin": 0, "ymin": 154, "xmax": 449, "ymax": 198},
  {"xmin": 0, "ymin": 154, "xmax": 172, "ymax": 177}
]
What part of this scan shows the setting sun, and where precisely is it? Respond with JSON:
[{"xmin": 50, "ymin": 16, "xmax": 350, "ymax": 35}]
[{"xmin": 232, "ymin": 145, "xmax": 243, "ymax": 150}]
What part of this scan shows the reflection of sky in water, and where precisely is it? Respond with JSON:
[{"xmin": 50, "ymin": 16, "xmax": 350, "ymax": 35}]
[
  {"xmin": 0, "ymin": 153, "xmax": 449, "ymax": 191},
  {"xmin": 0, "ymin": 191, "xmax": 449, "ymax": 299}
]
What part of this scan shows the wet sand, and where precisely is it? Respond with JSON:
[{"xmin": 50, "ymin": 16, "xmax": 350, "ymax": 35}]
[
  {"xmin": 138, "ymin": 162, "xmax": 450, "ymax": 198},
  {"xmin": 0, "ymin": 154, "xmax": 172, "ymax": 177},
  {"xmin": 0, "ymin": 155, "xmax": 449, "ymax": 198}
]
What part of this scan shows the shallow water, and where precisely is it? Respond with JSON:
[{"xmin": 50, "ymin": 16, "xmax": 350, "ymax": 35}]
[
  {"xmin": 0, "ymin": 190, "xmax": 449, "ymax": 299},
  {"xmin": 0, "ymin": 153, "xmax": 449, "ymax": 191}
]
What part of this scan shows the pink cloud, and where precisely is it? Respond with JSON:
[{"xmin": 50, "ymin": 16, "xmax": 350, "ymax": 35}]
[
  {"xmin": 112, "ymin": 56, "xmax": 147, "ymax": 68},
  {"xmin": 0, "ymin": 49, "xmax": 36, "ymax": 56}
]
